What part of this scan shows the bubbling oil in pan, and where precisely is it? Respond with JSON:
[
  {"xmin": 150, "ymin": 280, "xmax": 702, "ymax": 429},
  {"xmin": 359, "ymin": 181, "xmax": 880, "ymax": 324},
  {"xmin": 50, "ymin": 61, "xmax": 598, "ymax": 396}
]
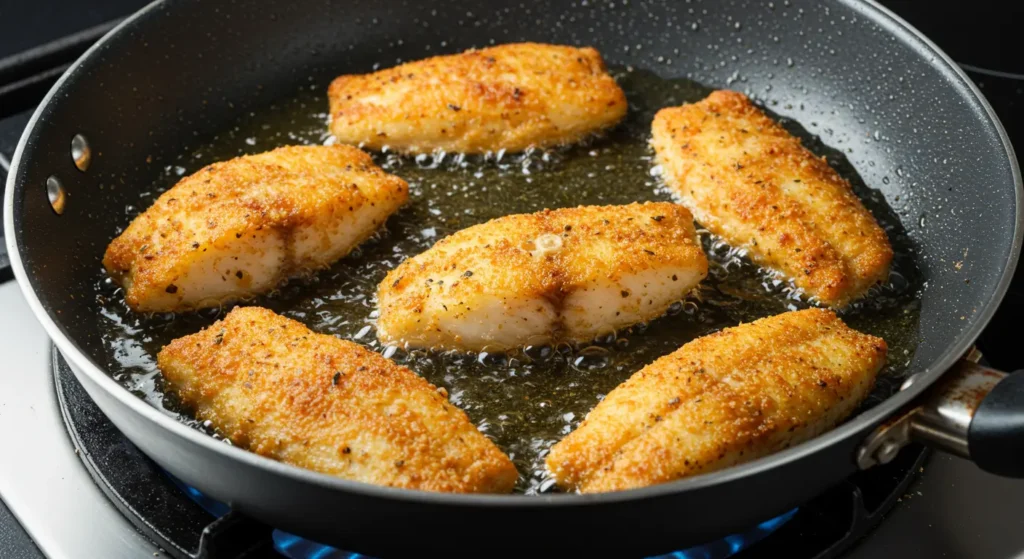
[{"xmin": 93, "ymin": 67, "xmax": 922, "ymax": 494}]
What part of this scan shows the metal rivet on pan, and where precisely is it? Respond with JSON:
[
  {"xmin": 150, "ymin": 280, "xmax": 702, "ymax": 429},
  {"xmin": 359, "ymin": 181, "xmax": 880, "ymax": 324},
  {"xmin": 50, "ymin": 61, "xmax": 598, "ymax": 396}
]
[
  {"xmin": 899, "ymin": 373, "xmax": 920, "ymax": 391},
  {"xmin": 46, "ymin": 176, "xmax": 66, "ymax": 215},
  {"xmin": 71, "ymin": 134, "xmax": 91, "ymax": 171},
  {"xmin": 875, "ymin": 440, "xmax": 901, "ymax": 465}
]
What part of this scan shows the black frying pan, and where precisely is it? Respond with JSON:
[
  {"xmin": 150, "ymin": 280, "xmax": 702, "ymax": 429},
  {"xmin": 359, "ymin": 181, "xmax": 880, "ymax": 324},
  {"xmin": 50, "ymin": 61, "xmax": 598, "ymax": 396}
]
[{"xmin": 4, "ymin": 0, "xmax": 1023, "ymax": 556}]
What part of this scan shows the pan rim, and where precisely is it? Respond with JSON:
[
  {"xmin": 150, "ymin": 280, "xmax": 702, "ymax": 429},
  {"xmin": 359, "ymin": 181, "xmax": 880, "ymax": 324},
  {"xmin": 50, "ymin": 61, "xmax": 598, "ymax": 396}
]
[{"xmin": 4, "ymin": 0, "xmax": 1022, "ymax": 508}]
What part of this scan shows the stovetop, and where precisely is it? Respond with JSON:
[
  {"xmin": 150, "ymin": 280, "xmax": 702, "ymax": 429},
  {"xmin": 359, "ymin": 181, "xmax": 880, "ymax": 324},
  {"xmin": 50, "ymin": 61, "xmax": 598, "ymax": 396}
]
[{"xmin": 2, "ymin": 1, "xmax": 1024, "ymax": 558}]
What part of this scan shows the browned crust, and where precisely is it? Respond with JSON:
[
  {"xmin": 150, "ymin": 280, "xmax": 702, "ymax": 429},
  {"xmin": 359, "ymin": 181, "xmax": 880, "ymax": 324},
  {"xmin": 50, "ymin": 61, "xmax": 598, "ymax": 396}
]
[
  {"xmin": 376, "ymin": 202, "xmax": 708, "ymax": 348},
  {"xmin": 651, "ymin": 90, "xmax": 893, "ymax": 307},
  {"xmin": 103, "ymin": 145, "xmax": 408, "ymax": 311},
  {"xmin": 328, "ymin": 42, "xmax": 627, "ymax": 154},
  {"xmin": 157, "ymin": 306, "xmax": 518, "ymax": 493},
  {"xmin": 545, "ymin": 308, "xmax": 887, "ymax": 493}
]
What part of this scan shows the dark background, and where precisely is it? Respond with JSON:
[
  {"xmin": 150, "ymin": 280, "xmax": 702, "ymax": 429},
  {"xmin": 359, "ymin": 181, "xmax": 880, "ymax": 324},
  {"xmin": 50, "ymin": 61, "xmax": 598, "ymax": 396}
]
[
  {"xmin": 3, "ymin": 0, "xmax": 1022, "ymax": 72},
  {"xmin": 0, "ymin": 0, "xmax": 147, "ymax": 59}
]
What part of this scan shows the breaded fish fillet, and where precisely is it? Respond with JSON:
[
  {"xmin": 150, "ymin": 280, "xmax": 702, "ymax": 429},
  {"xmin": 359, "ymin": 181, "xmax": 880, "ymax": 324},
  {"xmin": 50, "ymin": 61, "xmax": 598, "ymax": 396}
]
[
  {"xmin": 157, "ymin": 306, "xmax": 517, "ymax": 493},
  {"xmin": 104, "ymin": 145, "xmax": 408, "ymax": 313},
  {"xmin": 546, "ymin": 308, "xmax": 887, "ymax": 493},
  {"xmin": 651, "ymin": 90, "xmax": 893, "ymax": 308},
  {"xmin": 327, "ymin": 42, "xmax": 627, "ymax": 154},
  {"xmin": 376, "ymin": 202, "xmax": 708, "ymax": 352}
]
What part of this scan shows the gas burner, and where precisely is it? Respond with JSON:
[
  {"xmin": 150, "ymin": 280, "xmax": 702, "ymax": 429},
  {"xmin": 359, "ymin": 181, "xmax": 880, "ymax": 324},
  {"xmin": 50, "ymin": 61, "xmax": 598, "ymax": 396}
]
[
  {"xmin": 166, "ymin": 473, "xmax": 797, "ymax": 559},
  {"xmin": 54, "ymin": 347, "xmax": 928, "ymax": 559}
]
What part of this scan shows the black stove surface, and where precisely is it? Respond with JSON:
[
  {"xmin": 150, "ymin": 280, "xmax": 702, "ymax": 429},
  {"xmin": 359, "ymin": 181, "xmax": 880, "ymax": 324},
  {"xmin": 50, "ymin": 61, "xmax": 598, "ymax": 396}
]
[{"xmin": 3, "ymin": 1, "xmax": 1024, "ymax": 558}]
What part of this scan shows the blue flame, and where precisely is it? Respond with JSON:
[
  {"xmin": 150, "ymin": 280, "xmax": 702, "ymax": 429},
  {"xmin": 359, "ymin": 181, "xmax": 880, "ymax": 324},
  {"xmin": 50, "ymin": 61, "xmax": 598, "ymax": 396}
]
[
  {"xmin": 655, "ymin": 508, "xmax": 797, "ymax": 559},
  {"xmin": 167, "ymin": 474, "xmax": 795, "ymax": 559}
]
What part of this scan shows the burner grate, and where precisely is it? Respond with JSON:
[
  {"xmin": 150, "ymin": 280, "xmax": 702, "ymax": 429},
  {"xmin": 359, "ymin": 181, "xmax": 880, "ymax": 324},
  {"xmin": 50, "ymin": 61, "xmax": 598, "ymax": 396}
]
[
  {"xmin": 54, "ymin": 347, "xmax": 927, "ymax": 559},
  {"xmin": 167, "ymin": 471, "xmax": 797, "ymax": 559}
]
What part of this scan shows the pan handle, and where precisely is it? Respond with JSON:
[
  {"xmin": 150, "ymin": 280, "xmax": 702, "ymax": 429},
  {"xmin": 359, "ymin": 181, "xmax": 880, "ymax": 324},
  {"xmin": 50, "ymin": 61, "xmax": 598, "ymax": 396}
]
[
  {"xmin": 857, "ymin": 349, "xmax": 1024, "ymax": 477},
  {"xmin": 970, "ymin": 370, "xmax": 1024, "ymax": 476}
]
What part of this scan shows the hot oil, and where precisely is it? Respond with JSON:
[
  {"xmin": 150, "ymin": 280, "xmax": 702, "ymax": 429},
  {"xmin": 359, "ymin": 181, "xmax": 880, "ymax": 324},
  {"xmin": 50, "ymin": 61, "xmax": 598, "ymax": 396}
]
[{"xmin": 92, "ymin": 68, "xmax": 922, "ymax": 493}]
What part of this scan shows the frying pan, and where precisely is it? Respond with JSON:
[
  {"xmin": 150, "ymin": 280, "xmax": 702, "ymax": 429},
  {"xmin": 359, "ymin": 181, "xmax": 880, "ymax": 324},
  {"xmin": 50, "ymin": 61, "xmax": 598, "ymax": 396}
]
[{"xmin": 4, "ymin": 0, "xmax": 1023, "ymax": 556}]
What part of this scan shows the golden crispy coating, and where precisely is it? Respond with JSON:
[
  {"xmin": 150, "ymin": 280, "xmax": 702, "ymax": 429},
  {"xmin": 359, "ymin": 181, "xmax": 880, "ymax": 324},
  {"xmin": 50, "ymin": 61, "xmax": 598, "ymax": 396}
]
[
  {"xmin": 651, "ymin": 90, "xmax": 893, "ymax": 308},
  {"xmin": 104, "ymin": 145, "xmax": 408, "ymax": 313},
  {"xmin": 546, "ymin": 308, "xmax": 887, "ymax": 493},
  {"xmin": 376, "ymin": 202, "xmax": 708, "ymax": 352},
  {"xmin": 157, "ymin": 306, "xmax": 517, "ymax": 493},
  {"xmin": 328, "ymin": 42, "xmax": 627, "ymax": 154}
]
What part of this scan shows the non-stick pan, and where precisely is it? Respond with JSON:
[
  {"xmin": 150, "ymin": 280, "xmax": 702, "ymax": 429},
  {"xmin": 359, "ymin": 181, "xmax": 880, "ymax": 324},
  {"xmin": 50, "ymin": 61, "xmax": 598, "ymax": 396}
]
[{"xmin": 5, "ymin": 0, "xmax": 1023, "ymax": 556}]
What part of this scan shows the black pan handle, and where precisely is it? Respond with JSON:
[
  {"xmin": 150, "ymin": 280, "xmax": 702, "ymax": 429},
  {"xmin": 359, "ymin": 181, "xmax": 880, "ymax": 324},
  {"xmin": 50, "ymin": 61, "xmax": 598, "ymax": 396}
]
[
  {"xmin": 857, "ymin": 351, "xmax": 1024, "ymax": 477},
  {"xmin": 968, "ymin": 370, "xmax": 1024, "ymax": 476}
]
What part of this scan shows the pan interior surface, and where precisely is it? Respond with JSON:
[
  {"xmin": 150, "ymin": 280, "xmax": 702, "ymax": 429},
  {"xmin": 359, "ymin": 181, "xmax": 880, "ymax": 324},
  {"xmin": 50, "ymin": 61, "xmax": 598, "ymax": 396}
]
[
  {"xmin": 6, "ymin": 0, "xmax": 1020, "ymax": 504},
  {"xmin": 92, "ymin": 68, "xmax": 922, "ymax": 493}
]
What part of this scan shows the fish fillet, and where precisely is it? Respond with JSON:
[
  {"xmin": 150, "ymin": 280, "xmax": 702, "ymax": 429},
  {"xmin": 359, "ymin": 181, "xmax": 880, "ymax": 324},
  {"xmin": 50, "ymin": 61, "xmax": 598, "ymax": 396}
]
[
  {"xmin": 651, "ymin": 90, "xmax": 893, "ymax": 308},
  {"xmin": 376, "ymin": 202, "xmax": 708, "ymax": 352},
  {"xmin": 157, "ymin": 306, "xmax": 517, "ymax": 493},
  {"xmin": 104, "ymin": 145, "xmax": 408, "ymax": 312},
  {"xmin": 545, "ymin": 308, "xmax": 887, "ymax": 493},
  {"xmin": 328, "ymin": 42, "xmax": 627, "ymax": 154}
]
